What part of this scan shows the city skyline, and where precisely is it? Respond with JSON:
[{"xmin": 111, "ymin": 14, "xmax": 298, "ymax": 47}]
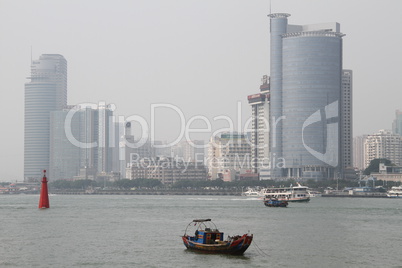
[{"xmin": 1, "ymin": 1, "xmax": 402, "ymax": 180}]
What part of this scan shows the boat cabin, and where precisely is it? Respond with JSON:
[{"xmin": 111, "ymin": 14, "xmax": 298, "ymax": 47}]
[
  {"xmin": 193, "ymin": 228, "xmax": 224, "ymax": 244},
  {"xmin": 184, "ymin": 219, "xmax": 225, "ymax": 244}
]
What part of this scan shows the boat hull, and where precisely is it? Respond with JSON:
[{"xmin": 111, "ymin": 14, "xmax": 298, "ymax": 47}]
[
  {"xmin": 182, "ymin": 234, "xmax": 253, "ymax": 255},
  {"xmin": 387, "ymin": 195, "xmax": 402, "ymax": 198},
  {"xmin": 287, "ymin": 197, "xmax": 310, "ymax": 202},
  {"xmin": 264, "ymin": 199, "xmax": 288, "ymax": 207},
  {"xmin": 264, "ymin": 197, "xmax": 310, "ymax": 202}
]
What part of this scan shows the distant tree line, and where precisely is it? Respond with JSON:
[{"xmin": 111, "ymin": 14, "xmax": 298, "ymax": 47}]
[
  {"xmin": 49, "ymin": 178, "xmax": 162, "ymax": 190},
  {"xmin": 50, "ymin": 179, "xmax": 97, "ymax": 190},
  {"xmin": 363, "ymin": 158, "xmax": 393, "ymax": 175}
]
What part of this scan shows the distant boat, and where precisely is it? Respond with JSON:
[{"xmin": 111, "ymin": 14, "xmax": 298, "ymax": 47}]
[
  {"xmin": 263, "ymin": 198, "xmax": 288, "ymax": 207},
  {"xmin": 181, "ymin": 219, "xmax": 253, "ymax": 255},
  {"xmin": 262, "ymin": 183, "xmax": 310, "ymax": 202},
  {"xmin": 308, "ymin": 190, "xmax": 322, "ymax": 197},
  {"xmin": 241, "ymin": 188, "xmax": 263, "ymax": 197},
  {"xmin": 387, "ymin": 186, "xmax": 402, "ymax": 198}
]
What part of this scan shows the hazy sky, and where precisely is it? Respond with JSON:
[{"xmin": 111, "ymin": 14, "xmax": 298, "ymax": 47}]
[{"xmin": 1, "ymin": 0, "xmax": 402, "ymax": 181}]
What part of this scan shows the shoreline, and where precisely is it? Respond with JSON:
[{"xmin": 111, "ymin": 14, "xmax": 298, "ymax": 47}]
[
  {"xmin": 50, "ymin": 189, "xmax": 243, "ymax": 196},
  {"xmin": 322, "ymin": 193, "xmax": 388, "ymax": 198},
  {"xmin": 3, "ymin": 190, "xmax": 394, "ymax": 198}
]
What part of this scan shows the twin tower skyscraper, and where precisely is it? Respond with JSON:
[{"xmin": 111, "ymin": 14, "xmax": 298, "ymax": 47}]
[
  {"xmin": 267, "ymin": 14, "xmax": 352, "ymax": 180},
  {"xmin": 250, "ymin": 14, "xmax": 352, "ymax": 180}
]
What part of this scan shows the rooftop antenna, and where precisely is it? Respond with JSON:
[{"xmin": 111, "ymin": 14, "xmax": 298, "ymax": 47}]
[{"xmin": 269, "ymin": 0, "xmax": 271, "ymax": 15}]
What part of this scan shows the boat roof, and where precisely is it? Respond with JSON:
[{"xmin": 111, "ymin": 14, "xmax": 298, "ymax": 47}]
[
  {"xmin": 192, "ymin": 219, "xmax": 211, "ymax": 222},
  {"xmin": 264, "ymin": 184, "xmax": 308, "ymax": 190},
  {"xmin": 184, "ymin": 219, "xmax": 218, "ymax": 235}
]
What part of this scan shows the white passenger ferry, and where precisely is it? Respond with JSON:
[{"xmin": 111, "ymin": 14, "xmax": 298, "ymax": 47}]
[
  {"xmin": 262, "ymin": 183, "xmax": 310, "ymax": 202},
  {"xmin": 386, "ymin": 186, "xmax": 402, "ymax": 198}
]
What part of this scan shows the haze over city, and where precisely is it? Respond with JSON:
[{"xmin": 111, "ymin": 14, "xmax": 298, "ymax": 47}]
[{"xmin": 1, "ymin": 0, "xmax": 402, "ymax": 181}]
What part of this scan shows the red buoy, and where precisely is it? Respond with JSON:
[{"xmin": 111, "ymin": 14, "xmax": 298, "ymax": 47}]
[{"xmin": 38, "ymin": 170, "xmax": 50, "ymax": 209}]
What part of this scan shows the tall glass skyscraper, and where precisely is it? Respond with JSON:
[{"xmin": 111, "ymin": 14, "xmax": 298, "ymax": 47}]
[
  {"xmin": 24, "ymin": 54, "xmax": 67, "ymax": 181},
  {"xmin": 268, "ymin": 14, "xmax": 350, "ymax": 180}
]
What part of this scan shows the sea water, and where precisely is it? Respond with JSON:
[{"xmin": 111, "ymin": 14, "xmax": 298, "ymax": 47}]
[{"xmin": 1, "ymin": 195, "xmax": 402, "ymax": 268}]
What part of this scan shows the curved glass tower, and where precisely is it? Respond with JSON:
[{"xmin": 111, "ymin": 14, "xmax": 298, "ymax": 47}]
[
  {"xmin": 24, "ymin": 54, "xmax": 67, "ymax": 181},
  {"xmin": 282, "ymin": 31, "xmax": 343, "ymax": 179},
  {"xmin": 268, "ymin": 14, "xmax": 346, "ymax": 180}
]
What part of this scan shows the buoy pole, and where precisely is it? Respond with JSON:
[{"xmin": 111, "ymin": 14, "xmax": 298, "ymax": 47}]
[{"xmin": 38, "ymin": 170, "xmax": 50, "ymax": 209}]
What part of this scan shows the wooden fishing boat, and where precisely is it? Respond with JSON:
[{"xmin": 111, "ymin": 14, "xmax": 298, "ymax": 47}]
[{"xmin": 181, "ymin": 219, "xmax": 253, "ymax": 255}]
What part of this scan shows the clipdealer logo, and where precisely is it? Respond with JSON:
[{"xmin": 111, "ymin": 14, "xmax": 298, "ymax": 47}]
[{"xmin": 302, "ymin": 101, "xmax": 339, "ymax": 167}]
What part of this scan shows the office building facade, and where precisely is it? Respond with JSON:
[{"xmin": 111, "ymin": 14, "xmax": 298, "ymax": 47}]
[
  {"xmin": 392, "ymin": 110, "xmax": 402, "ymax": 136},
  {"xmin": 129, "ymin": 157, "xmax": 208, "ymax": 184},
  {"xmin": 24, "ymin": 54, "xmax": 67, "ymax": 181},
  {"xmin": 49, "ymin": 108, "xmax": 81, "ymax": 180},
  {"xmin": 341, "ymin": 70, "xmax": 353, "ymax": 171},
  {"xmin": 353, "ymin": 135, "xmax": 368, "ymax": 171},
  {"xmin": 97, "ymin": 103, "xmax": 113, "ymax": 173},
  {"xmin": 248, "ymin": 75, "xmax": 270, "ymax": 178},
  {"xmin": 364, "ymin": 130, "xmax": 402, "ymax": 168},
  {"xmin": 268, "ymin": 13, "xmax": 349, "ymax": 180},
  {"xmin": 208, "ymin": 133, "xmax": 252, "ymax": 180},
  {"xmin": 49, "ymin": 105, "xmax": 114, "ymax": 180}
]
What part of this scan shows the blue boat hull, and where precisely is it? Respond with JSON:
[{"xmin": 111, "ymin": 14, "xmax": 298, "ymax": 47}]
[{"xmin": 264, "ymin": 199, "xmax": 288, "ymax": 207}]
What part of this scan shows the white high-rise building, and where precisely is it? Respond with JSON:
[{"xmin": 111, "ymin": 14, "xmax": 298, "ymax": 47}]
[
  {"xmin": 353, "ymin": 135, "xmax": 368, "ymax": 170},
  {"xmin": 364, "ymin": 130, "xmax": 402, "ymax": 168},
  {"xmin": 24, "ymin": 54, "xmax": 67, "ymax": 181},
  {"xmin": 248, "ymin": 75, "xmax": 270, "ymax": 178}
]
